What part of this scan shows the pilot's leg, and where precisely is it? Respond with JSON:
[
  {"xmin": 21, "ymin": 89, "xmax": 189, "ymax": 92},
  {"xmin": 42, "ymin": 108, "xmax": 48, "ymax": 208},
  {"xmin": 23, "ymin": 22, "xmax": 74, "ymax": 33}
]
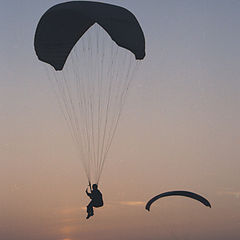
[{"xmin": 86, "ymin": 201, "xmax": 94, "ymax": 219}]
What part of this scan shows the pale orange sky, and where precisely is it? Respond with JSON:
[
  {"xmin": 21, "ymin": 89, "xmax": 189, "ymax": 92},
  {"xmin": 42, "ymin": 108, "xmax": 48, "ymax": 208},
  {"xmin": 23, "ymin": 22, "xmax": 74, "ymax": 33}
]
[{"xmin": 1, "ymin": 0, "xmax": 240, "ymax": 239}]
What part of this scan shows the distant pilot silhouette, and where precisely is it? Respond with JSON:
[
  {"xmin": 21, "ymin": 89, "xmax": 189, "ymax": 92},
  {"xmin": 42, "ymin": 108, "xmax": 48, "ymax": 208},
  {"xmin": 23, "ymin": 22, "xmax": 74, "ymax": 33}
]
[{"xmin": 86, "ymin": 184, "xmax": 103, "ymax": 219}]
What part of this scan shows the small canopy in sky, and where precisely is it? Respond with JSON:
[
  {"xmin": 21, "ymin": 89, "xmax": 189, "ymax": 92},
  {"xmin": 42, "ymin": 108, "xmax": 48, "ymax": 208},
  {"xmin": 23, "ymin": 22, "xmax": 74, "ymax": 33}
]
[{"xmin": 145, "ymin": 191, "xmax": 211, "ymax": 211}]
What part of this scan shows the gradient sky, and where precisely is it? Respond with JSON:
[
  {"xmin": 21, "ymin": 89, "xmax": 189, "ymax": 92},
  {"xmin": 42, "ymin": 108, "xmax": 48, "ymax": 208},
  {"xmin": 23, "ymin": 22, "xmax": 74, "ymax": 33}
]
[{"xmin": 1, "ymin": 0, "xmax": 240, "ymax": 239}]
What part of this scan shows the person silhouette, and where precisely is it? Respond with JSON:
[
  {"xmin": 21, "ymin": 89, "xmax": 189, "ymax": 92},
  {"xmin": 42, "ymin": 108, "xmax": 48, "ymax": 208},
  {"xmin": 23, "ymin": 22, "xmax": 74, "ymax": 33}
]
[{"xmin": 86, "ymin": 183, "xmax": 104, "ymax": 219}]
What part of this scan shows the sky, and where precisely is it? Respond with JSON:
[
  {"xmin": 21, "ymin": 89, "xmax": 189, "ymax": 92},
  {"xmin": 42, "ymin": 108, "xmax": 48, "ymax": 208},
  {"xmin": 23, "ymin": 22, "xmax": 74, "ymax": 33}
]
[{"xmin": 1, "ymin": 0, "xmax": 240, "ymax": 239}]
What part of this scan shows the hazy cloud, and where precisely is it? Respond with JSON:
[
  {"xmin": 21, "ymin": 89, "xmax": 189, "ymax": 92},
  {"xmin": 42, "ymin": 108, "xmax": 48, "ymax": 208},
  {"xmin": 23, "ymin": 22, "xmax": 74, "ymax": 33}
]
[
  {"xmin": 119, "ymin": 201, "xmax": 145, "ymax": 206},
  {"xmin": 60, "ymin": 207, "xmax": 85, "ymax": 215},
  {"xmin": 217, "ymin": 191, "xmax": 240, "ymax": 199}
]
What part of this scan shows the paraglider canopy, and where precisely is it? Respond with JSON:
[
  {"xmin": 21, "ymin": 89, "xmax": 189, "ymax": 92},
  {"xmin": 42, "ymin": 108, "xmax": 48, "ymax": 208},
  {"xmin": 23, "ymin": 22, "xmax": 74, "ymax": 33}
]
[
  {"xmin": 34, "ymin": 1, "xmax": 145, "ymax": 185},
  {"xmin": 34, "ymin": 1, "xmax": 145, "ymax": 70},
  {"xmin": 145, "ymin": 191, "xmax": 211, "ymax": 211}
]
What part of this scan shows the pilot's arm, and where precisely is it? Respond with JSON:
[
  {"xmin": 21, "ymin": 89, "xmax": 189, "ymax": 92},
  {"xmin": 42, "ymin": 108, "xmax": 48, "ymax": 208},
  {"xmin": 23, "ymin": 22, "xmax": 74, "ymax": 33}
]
[{"xmin": 86, "ymin": 188, "xmax": 92, "ymax": 198}]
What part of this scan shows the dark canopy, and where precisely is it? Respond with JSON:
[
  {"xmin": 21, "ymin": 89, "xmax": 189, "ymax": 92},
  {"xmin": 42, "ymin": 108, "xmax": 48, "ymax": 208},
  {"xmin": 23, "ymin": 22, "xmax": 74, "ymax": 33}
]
[
  {"xmin": 145, "ymin": 191, "xmax": 211, "ymax": 211},
  {"xmin": 34, "ymin": 1, "xmax": 145, "ymax": 70}
]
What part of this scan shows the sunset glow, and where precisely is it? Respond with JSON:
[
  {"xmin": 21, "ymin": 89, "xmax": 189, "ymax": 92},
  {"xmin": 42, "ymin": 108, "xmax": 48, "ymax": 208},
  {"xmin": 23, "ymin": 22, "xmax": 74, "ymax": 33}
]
[{"xmin": 1, "ymin": 0, "xmax": 240, "ymax": 239}]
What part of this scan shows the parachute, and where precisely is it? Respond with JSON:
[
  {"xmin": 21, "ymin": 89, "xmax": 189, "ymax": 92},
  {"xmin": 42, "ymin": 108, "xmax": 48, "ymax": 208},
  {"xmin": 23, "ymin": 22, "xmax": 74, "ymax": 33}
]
[
  {"xmin": 145, "ymin": 191, "xmax": 211, "ymax": 211},
  {"xmin": 34, "ymin": 1, "xmax": 145, "ymax": 185},
  {"xmin": 34, "ymin": 1, "xmax": 145, "ymax": 70}
]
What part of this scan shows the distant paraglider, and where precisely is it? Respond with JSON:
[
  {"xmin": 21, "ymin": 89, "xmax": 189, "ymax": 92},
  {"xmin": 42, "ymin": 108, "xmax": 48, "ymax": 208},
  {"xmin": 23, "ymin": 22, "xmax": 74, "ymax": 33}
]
[{"xmin": 145, "ymin": 191, "xmax": 211, "ymax": 211}]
